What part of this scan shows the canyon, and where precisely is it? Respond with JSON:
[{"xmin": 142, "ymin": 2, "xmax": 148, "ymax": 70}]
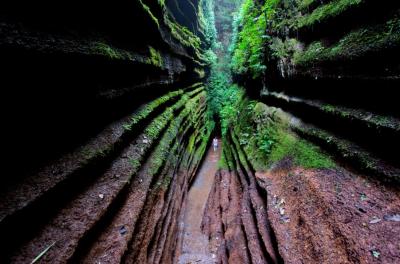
[{"xmin": 0, "ymin": 0, "xmax": 399, "ymax": 263}]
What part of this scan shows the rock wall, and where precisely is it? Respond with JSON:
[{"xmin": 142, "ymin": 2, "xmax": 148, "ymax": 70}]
[
  {"xmin": 205, "ymin": 118, "xmax": 400, "ymax": 263},
  {"xmin": 262, "ymin": 0, "xmax": 400, "ymax": 180},
  {"xmin": 205, "ymin": 1, "xmax": 400, "ymax": 263},
  {"xmin": 0, "ymin": 1, "xmax": 212, "ymax": 263},
  {"xmin": 1, "ymin": 1, "xmax": 399, "ymax": 263}
]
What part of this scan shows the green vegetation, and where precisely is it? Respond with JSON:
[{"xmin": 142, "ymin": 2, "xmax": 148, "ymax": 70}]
[
  {"xmin": 147, "ymin": 94, "xmax": 202, "ymax": 176},
  {"xmin": 77, "ymin": 87, "xmax": 201, "ymax": 167},
  {"xmin": 129, "ymin": 158, "xmax": 141, "ymax": 169},
  {"xmin": 206, "ymin": 67, "xmax": 244, "ymax": 135},
  {"xmin": 228, "ymin": 0, "xmax": 399, "ymax": 76},
  {"xmin": 231, "ymin": 0, "xmax": 280, "ymax": 78},
  {"xmin": 122, "ymin": 84, "xmax": 202, "ymax": 131},
  {"xmin": 155, "ymin": 176, "xmax": 172, "ymax": 189},
  {"xmin": 81, "ymin": 147, "xmax": 108, "ymax": 160},
  {"xmin": 222, "ymin": 141, "xmax": 234, "ymax": 170},
  {"xmin": 166, "ymin": 16, "xmax": 202, "ymax": 50},
  {"xmin": 148, "ymin": 46, "xmax": 163, "ymax": 67},
  {"xmin": 123, "ymin": 89, "xmax": 185, "ymax": 131},
  {"xmin": 203, "ymin": 0, "xmax": 357, "ymax": 171},
  {"xmin": 230, "ymin": 133, "xmax": 251, "ymax": 171},
  {"xmin": 294, "ymin": 17, "xmax": 400, "ymax": 65},
  {"xmin": 218, "ymin": 85, "xmax": 244, "ymax": 135},
  {"xmin": 298, "ymin": 0, "xmax": 317, "ymax": 10},
  {"xmin": 321, "ymin": 104, "xmax": 336, "ymax": 114},
  {"xmin": 128, "ymin": 87, "xmax": 208, "ymax": 190},
  {"xmin": 200, "ymin": 0, "xmax": 218, "ymax": 47},
  {"xmin": 203, "ymin": 0, "xmax": 245, "ymax": 134},
  {"xmin": 195, "ymin": 120, "xmax": 215, "ymax": 161},
  {"xmin": 229, "ymin": 99, "xmax": 335, "ymax": 170},
  {"xmin": 265, "ymin": 0, "xmax": 364, "ymax": 32},
  {"xmin": 139, "ymin": 0, "xmax": 207, "ymax": 62},
  {"xmin": 92, "ymin": 42, "xmax": 166, "ymax": 67},
  {"xmin": 218, "ymin": 150, "xmax": 229, "ymax": 169},
  {"xmin": 138, "ymin": 0, "xmax": 160, "ymax": 27},
  {"xmin": 296, "ymin": 0, "xmax": 363, "ymax": 29},
  {"xmin": 156, "ymin": 0, "xmax": 202, "ymax": 53},
  {"xmin": 270, "ymin": 38, "xmax": 299, "ymax": 59},
  {"xmin": 127, "ymin": 90, "xmax": 205, "ymax": 173},
  {"xmin": 194, "ymin": 68, "xmax": 206, "ymax": 78},
  {"xmin": 93, "ymin": 42, "xmax": 123, "ymax": 60},
  {"xmin": 293, "ymin": 125, "xmax": 399, "ymax": 177},
  {"xmin": 202, "ymin": 0, "xmax": 334, "ymax": 171},
  {"xmin": 267, "ymin": 128, "xmax": 335, "ymax": 169}
]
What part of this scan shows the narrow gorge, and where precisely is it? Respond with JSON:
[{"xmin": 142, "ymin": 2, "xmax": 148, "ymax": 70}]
[{"xmin": 0, "ymin": 0, "xmax": 399, "ymax": 263}]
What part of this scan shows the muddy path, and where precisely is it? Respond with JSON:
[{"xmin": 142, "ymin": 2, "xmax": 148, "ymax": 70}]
[{"xmin": 178, "ymin": 140, "xmax": 221, "ymax": 264}]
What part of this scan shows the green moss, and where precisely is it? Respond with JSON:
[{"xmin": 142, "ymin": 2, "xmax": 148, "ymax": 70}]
[
  {"xmin": 187, "ymin": 134, "xmax": 196, "ymax": 153},
  {"xmin": 93, "ymin": 42, "xmax": 123, "ymax": 60},
  {"xmin": 129, "ymin": 158, "xmax": 141, "ymax": 169},
  {"xmin": 296, "ymin": 0, "xmax": 363, "ymax": 29},
  {"xmin": 270, "ymin": 37, "xmax": 299, "ymax": 60},
  {"xmin": 148, "ymin": 46, "xmax": 163, "ymax": 67},
  {"xmin": 298, "ymin": 0, "xmax": 318, "ymax": 10},
  {"xmin": 81, "ymin": 146, "xmax": 109, "ymax": 160},
  {"xmin": 82, "ymin": 148, "xmax": 96, "ymax": 159},
  {"xmin": 269, "ymin": 129, "xmax": 336, "ymax": 169},
  {"xmin": 145, "ymin": 94, "xmax": 205, "ymax": 183},
  {"xmin": 322, "ymin": 104, "xmax": 336, "ymax": 113},
  {"xmin": 161, "ymin": 176, "xmax": 172, "ymax": 188},
  {"xmin": 231, "ymin": 0, "xmax": 280, "ymax": 78},
  {"xmin": 191, "ymin": 118, "xmax": 214, "ymax": 166},
  {"xmin": 218, "ymin": 150, "xmax": 229, "ymax": 169},
  {"xmin": 294, "ymin": 125, "xmax": 400, "ymax": 181},
  {"xmin": 231, "ymin": 132, "xmax": 252, "ymax": 171},
  {"xmin": 147, "ymin": 92, "xmax": 206, "ymax": 177},
  {"xmin": 231, "ymin": 100, "xmax": 274, "ymax": 170},
  {"xmin": 123, "ymin": 89, "xmax": 185, "ymax": 131},
  {"xmin": 77, "ymin": 87, "xmax": 200, "ymax": 169},
  {"xmin": 237, "ymin": 126, "xmax": 335, "ymax": 170},
  {"xmin": 139, "ymin": 91, "xmax": 203, "ymax": 150},
  {"xmin": 145, "ymin": 110, "xmax": 173, "ymax": 139},
  {"xmin": 225, "ymin": 98, "xmax": 335, "ymax": 170},
  {"xmin": 200, "ymin": 0, "xmax": 217, "ymax": 47},
  {"xmin": 92, "ymin": 42, "xmax": 165, "ymax": 65},
  {"xmin": 218, "ymin": 85, "xmax": 245, "ymax": 135},
  {"xmin": 115, "ymin": 93, "xmax": 201, "ymax": 184},
  {"xmin": 224, "ymin": 141, "xmax": 237, "ymax": 171},
  {"xmin": 371, "ymin": 115, "xmax": 399, "ymax": 130},
  {"xmin": 92, "ymin": 42, "xmax": 169, "ymax": 68},
  {"xmin": 156, "ymin": 0, "xmax": 202, "ymax": 52},
  {"xmin": 321, "ymin": 104, "xmax": 351, "ymax": 118},
  {"xmin": 320, "ymin": 103, "xmax": 399, "ymax": 130},
  {"xmin": 165, "ymin": 15, "xmax": 202, "ymax": 50},
  {"xmin": 139, "ymin": 0, "xmax": 160, "ymax": 27},
  {"xmin": 294, "ymin": 16, "xmax": 400, "ymax": 65},
  {"xmin": 194, "ymin": 68, "xmax": 206, "ymax": 78}
]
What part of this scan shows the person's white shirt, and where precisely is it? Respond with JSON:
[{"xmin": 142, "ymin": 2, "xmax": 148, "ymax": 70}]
[{"xmin": 213, "ymin": 138, "xmax": 218, "ymax": 151}]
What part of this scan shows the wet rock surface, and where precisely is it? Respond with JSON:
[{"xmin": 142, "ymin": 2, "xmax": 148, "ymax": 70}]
[{"xmin": 178, "ymin": 141, "xmax": 221, "ymax": 264}]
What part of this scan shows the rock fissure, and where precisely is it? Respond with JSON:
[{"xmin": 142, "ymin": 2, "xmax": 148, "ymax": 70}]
[{"xmin": 1, "ymin": 0, "xmax": 399, "ymax": 263}]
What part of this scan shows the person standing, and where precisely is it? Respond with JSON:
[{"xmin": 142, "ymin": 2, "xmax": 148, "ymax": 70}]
[{"xmin": 213, "ymin": 137, "xmax": 218, "ymax": 152}]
